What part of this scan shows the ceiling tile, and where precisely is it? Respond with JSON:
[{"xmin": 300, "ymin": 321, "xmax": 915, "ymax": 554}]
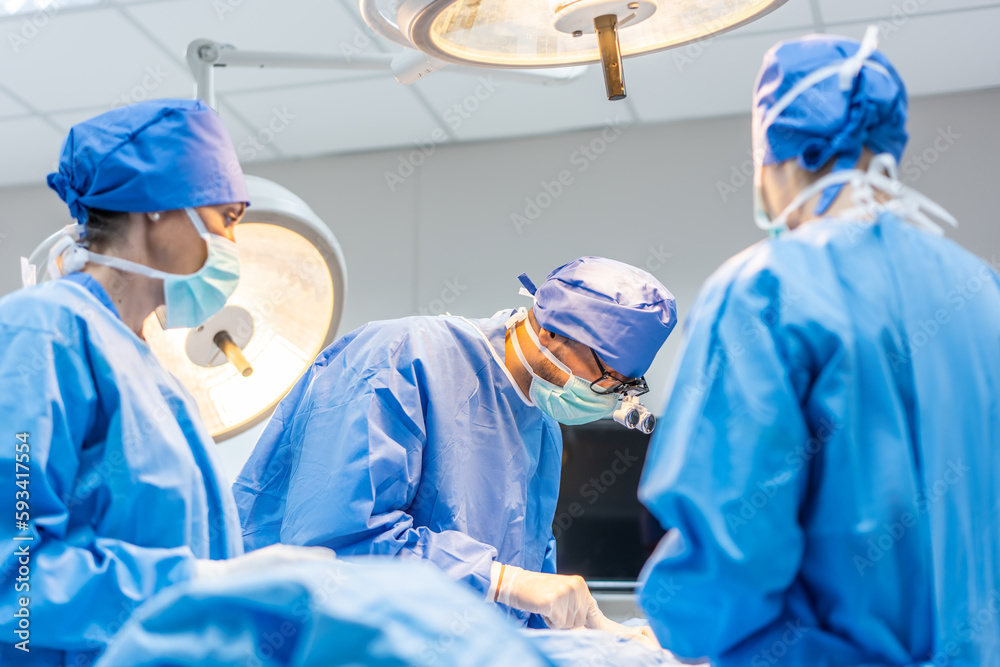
[
  {"xmin": 122, "ymin": 0, "xmax": 398, "ymax": 93},
  {"xmin": 834, "ymin": 9, "xmax": 1000, "ymax": 95},
  {"xmin": 625, "ymin": 28, "xmax": 806, "ymax": 123},
  {"xmin": 221, "ymin": 77, "xmax": 441, "ymax": 157},
  {"xmin": 0, "ymin": 117, "xmax": 62, "ymax": 186},
  {"xmin": 0, "ymin": 8, "xmax": 193, "ymax": 112},
  {"xmin": 410, "ymin": 66, "xmax": 636, "ymax": 142},
  {"xmin": 818, "ymin": 0, "xmax": 1000, "ymax": 25}
]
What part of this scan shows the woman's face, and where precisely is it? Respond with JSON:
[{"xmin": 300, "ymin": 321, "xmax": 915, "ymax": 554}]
[{"xmin": 147, "ymin": 203, "xmax": 246, "ymax": 275}]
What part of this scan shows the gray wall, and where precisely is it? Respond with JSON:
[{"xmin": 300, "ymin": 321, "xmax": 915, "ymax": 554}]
[{"xmin": 2, "ymin": 87, "xmax": 997, "ymax": 478}]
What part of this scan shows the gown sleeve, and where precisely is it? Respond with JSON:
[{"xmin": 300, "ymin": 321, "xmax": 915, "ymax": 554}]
[
  {"xmin": 541, "ymin": 535, "xmax": 558, "ymax": 575},
  {"xmin": 268, "ymin": 346, "xmax": 499, "ymax": 595},
  {"xmin": 0, "ymin": 324, "xmax": 196, "ymax": 654}
]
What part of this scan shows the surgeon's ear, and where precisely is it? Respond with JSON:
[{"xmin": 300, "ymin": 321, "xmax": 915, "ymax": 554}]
[{"xmin": 537, "ymin": 328, "xmax": 560, "ymax": 345}]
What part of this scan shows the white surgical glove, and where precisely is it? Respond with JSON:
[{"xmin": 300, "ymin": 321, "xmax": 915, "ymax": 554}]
[
  {"xmin": 491, "ymin": 563, "xmax": 594, "ymax": 629},
  {"xmin": 194, "ymin": 544, "xmax": 337, "ymax": 580},
  {"xmin": 584, "ymin": 597, "xmax": 662, "ymax": 650}
]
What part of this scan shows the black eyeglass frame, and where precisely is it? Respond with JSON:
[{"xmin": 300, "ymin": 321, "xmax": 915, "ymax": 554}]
[{"xmin": 588, "ymin": 350, "xmax": 649, "ymax": 397}]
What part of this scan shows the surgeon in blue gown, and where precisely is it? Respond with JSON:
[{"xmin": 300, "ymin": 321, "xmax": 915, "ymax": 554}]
[
  {"xmin": 0, "ymin": 99, "xmax": 332, "ymax": 666},
  {"xmin": 236, "ymin": 257, "xmax": 677, "ymax": 631},
  {"xmin": 638, "ymin": 28, "xmax": 1000, "ymax": 666}
]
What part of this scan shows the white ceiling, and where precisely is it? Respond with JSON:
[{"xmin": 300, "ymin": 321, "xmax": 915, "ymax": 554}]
[{"xmin": 0, "ymin": 0, "xmax": 998, "ymax": 188}]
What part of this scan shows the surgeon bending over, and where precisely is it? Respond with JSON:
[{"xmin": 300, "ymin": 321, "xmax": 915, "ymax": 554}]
[
  {"xmin": 638, "ymin": 28, "xmax": 1000, "ymax": 666},
  {"xmin": 236, "ymin": 257, "xmax": 676, "ymax": 631}
]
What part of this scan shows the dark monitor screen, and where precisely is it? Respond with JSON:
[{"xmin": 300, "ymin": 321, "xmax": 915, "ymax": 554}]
[{"xmin": 553, "ymin": 420, "xmax": 666, "ymax": 582}]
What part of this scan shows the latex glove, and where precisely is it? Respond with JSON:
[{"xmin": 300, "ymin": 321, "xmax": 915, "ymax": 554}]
[
  {"xmin": 584, "ymin": 598, "xmax": 663, "ymax": 650},
  {"xmin": 194, "ymin": 544, "xmax": 337, "ymax": 580},
  {"xmin": 493, "ymin": 564, "xmax": 594, "ymax": 629}
]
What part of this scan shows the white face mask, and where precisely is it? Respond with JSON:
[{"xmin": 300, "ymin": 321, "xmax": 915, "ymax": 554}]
[{"xmin": 753, "ymin": 169, "xmax": 777, "ymax": 236}]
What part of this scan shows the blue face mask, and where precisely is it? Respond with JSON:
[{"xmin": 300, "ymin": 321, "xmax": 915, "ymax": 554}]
[
  {"xmin": 48, "ymin": 207, "xmax": 240, "ymax": 329},
  {"xmin": 156, "ymin": 208, "xmax": 240, "ymax": 328},
  {"xmin": 509, "ymin": 313, "xmax": 618, "ymax": 425}
]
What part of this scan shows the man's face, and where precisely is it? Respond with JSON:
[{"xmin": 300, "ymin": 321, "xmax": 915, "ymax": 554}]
[{"xmin": 519, "ymin": 310, "xmax": 634, "ymax": 391}]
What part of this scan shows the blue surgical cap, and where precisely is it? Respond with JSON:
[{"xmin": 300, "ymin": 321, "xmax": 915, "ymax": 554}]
[
  {"xmin": 519, "ymin": 257, "xmax": 676, "ymax": 379},
  {"xmin": 752, "ymin": 29, "xmax": 908, "ymax": 214},
  {"xmin": 47, "ymin": 99, "xmax": 249, "ymax": 224}
]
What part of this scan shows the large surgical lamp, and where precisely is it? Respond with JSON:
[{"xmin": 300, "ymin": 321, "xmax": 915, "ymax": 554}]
[
  {"xmin": 360, "ymin": 0, "xmax": 790, "ymax": 100},
  {"xmin": 26, "ymin": 176, "xmax": 347, "ymax": 442}
]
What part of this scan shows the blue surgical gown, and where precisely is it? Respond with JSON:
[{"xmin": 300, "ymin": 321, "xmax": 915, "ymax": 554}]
[
  {"xmin": 234, "ymin": 310, "xmax": 563, "ymax": 624},
  {"xmin": 0, "ymin": 275, "xmax": 243, "ymax": 666},
  {"xmin": 94, "ymin": 556, "xmax": 678, "ymax": 667},
  {"xmin": 96, "ymin": 557, "xmax": 559, "ymax": 667},
  {"xmin": 638, "ymin": 213, "xmax": 1000, "ymax": 666}
]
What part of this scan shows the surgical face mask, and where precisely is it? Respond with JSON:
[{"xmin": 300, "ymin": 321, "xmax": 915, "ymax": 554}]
[
  {"xmin": 48, "ymin": 208, "xmax": 240, "ymax": 329},
  {"xmin": 508, "ymin": 312, "xmax": 617, "ymax": 425},
  {"xmin": 753, "ymin": 170, "xmax": 780, "ymax": 237}
]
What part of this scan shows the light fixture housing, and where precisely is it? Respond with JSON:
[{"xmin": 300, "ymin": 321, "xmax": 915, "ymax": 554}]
[
  {"xmin": 363, "ymin": 0, "xmax": 787, "ymax": 99},
  {"xmin": 386, "ymin": 0, "xmax": 789, "ymax": 68},
  {"xmin": 27, "ymin": 176, "xmax": 347, "ymax": 442}
]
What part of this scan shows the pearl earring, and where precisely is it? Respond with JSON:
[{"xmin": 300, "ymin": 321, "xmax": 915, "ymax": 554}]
[{"xmin": 151, "ymin": 213, "xmax": 160, "ymax": 221}]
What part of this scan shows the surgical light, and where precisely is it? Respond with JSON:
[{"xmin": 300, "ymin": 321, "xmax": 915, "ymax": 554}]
[
  {"xmin": 361, "ymin": 0, "xmax": 789, "ymax": 100},
  {"xmin": 27, "ymin": 176, "xmax": 347, "ymax": 442}
]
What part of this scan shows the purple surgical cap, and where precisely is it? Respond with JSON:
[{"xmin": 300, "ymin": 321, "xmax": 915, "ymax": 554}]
[
  {"xmin": 47, "ymin": 99, "xmax": 249, "ymax": 225},
  {"xmin": 519, "ymin": 257, "xmax": 677, "ymax": 379}
]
